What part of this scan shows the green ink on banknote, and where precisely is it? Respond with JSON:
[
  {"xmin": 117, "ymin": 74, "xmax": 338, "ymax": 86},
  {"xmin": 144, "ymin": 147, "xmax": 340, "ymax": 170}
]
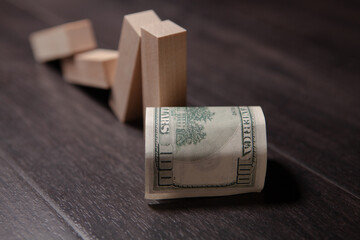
[{"xmin": 175, "ymin": 107, "xmax": 215, "ymax": 147}]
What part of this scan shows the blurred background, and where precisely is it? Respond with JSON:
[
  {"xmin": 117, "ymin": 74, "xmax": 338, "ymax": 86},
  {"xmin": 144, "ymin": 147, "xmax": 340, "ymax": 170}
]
[{"xmin": 0, "ymin": 0, "xmax": 359, "ymax": 239}]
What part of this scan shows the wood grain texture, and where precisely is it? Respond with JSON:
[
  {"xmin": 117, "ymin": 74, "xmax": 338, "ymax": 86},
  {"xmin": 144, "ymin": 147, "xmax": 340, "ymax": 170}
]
[
  {"xmin": 62, "ymin": 49, "xmax": 118, "ymax": 89},
  {"xmin": 29, "ymin": 19, "xmax": 97, "ymax": 62},
  {"xmin": 0, "ymin": 0, "xmax": 359, "ymax": 239},
  {"xmin": 141, "ymin": 20, "xmax": 187, "ymax": 112},
  {"xmin": 110, "ymin": 10, "xmax": 161, "ymax": 122},
  {"xmin": 0, "ymin": 157, "xmax": 81, "ymax": 240}
]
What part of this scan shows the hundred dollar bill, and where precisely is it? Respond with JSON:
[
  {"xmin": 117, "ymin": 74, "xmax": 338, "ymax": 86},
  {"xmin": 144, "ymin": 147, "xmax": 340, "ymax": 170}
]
[{"xmin": 145, "ymin": 106, "xmax": 267, "ymax": 200}]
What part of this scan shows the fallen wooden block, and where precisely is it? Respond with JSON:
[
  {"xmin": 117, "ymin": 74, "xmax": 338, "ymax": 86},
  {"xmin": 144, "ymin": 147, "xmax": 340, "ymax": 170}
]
[
  {"xmin": 141, "ymin": 20, "xmax": 187, "ymax": 112},
  {"xmin": 109, "ymin": 10, "xmax": 161, "ymax": 122},
  {"xmin": 30, "ymin": 19, "xmax": 97, "ymax": 63},
  {"xmin": 62, "ymin": 49, "xmax": 118, "ymax": 89}
]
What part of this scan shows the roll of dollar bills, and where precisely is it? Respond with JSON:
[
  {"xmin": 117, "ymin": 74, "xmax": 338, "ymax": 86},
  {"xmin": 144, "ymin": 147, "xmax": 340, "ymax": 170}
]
[{"xmin": 145, "ymin": 106, "xmax": 267, "ymax": 200}]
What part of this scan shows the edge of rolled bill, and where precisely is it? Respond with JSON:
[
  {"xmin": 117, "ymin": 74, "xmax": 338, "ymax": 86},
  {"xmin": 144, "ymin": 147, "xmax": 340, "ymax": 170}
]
[{"xmin": 145, "ymin": 106, "xmax": 267, "ymax": 200}]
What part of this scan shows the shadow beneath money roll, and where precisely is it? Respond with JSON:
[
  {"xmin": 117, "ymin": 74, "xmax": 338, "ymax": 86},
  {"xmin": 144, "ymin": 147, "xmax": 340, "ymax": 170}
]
[
  {"xmin": 262, "ymin": 159, "xmax": 301, "ymax": 204},
  {"xmin": 148, "ymin": 160, "xmax": 301, "ymax": 210}
]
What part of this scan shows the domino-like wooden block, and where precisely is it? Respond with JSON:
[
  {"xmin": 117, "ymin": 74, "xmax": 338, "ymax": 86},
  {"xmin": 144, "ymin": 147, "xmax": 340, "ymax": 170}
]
[
  {"xmin": 109, "ymin": 10, "xmax": 161, "ymax": 122},
  {"xmin": 30, "ymin": 19, "xmax": 97, "ymax": 63},
  {"xmin": 62, "ymin": 49, "xmax": 118, "ymax": 89},
  {"xmin": 141, "ymin": 20, "xmax": 187, "ymax": 112}
]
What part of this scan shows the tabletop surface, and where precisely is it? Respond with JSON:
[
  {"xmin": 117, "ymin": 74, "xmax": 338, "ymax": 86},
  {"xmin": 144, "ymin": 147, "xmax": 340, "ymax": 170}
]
[{"xmin": 0, "ymin": 0, "xmax": 359, "ymax": 239}]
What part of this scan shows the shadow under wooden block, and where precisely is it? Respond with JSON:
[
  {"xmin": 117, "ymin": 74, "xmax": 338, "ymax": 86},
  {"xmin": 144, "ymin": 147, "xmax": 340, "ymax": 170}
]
[
  {"xmin": 62, "ymin": 49, "xmax": 118, "ymax": 89},
  {"xmin": 141, "ymin": 20, "xmax": 187, "ymax": 113},
  {"xmin": 109, "ymin": 10, "xmax": 161, "ymax": 123},
  {"xmin": 29, "ymin": 19, "xmax": 97, "ymax": 63}
]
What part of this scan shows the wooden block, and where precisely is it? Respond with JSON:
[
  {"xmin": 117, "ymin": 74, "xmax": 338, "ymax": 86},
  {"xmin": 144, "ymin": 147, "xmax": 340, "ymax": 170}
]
[
  {"xmin": 141, "ymin": 20, "xmax": 187, "ymax": 112},
  {"xmin": 109, "ymin": 10, "xmax": 161, "ymax": 122},
  {"xmin": 61, "ymin": 49, "xmax": 118, "ymax": 89},
  {"xmin": 29, "ymin": 19, "xmax": 97, "ymax": 63}
]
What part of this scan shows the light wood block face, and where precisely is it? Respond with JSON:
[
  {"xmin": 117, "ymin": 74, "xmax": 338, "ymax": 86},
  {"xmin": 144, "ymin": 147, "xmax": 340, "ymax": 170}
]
[
  {"xmin": 110, "ymin": 10, "xmax": 161, "ymax": 122},
  {"xmin": 30, "ymin": 19, "xmax": 97, "ymax": 63},
  {"xmin": 141, "ymin": 20, "xmax": 187, "ymax": 112},
  {"xmin": 62, "ymin": 49, "xmax": 118, "ymax": 89}
]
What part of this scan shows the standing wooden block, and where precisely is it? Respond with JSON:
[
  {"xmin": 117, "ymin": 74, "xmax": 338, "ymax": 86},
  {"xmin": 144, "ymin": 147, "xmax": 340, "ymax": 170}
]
[
  {"xmin": 141, "ymin": 20, "xmax": 187, "ymax": 112},
  {"xmin": 29, "ymin": 19, "xmax": 97, "ymax": 63},
  {"xmin": 61, "ymin": 49, "xmax": 118, "ymax": 89},
  {"xmin": 109, "ymin": 10, "xmax": 161, "ymax": 122}
]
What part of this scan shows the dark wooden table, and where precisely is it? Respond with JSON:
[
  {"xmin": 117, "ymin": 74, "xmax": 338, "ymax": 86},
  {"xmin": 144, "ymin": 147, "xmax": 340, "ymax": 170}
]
[{"xmin": 0, "ymin": 0, "xmax": 359, "ymax": 239}]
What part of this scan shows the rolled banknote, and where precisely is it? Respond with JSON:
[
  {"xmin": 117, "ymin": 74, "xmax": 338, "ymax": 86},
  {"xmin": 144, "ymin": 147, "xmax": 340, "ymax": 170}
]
[{"xmin": 145, "ymin": 106, "xmax": 267, "ymax": 200}]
